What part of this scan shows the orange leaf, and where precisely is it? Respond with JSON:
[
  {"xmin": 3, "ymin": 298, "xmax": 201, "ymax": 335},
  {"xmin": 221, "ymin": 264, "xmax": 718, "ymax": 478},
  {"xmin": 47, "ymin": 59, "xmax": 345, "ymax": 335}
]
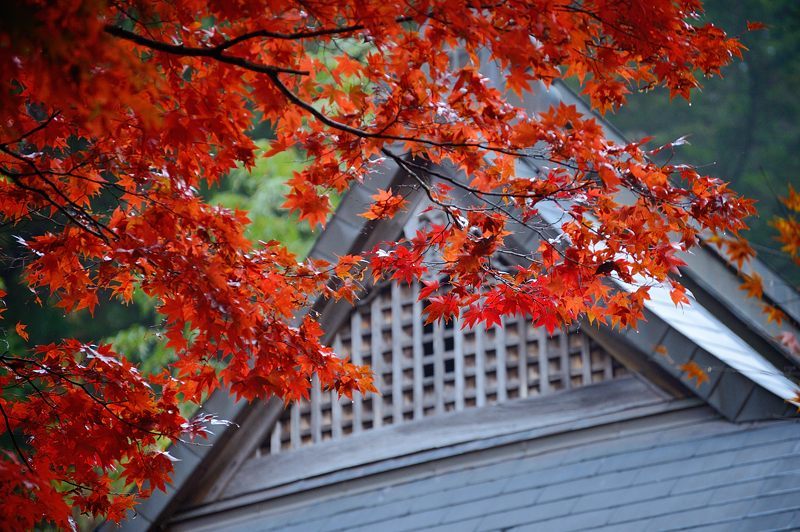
[
  {"xmin": 15, "ymin": 322, "xmax": 29, "ymax": 342},
  {"xmin": 669, "ymin": 284, "xmax": 690, "ymax": 306},
  {"xmin": 781, "ymin": 184, "xmax": 800, "ymax": 212},
  {"xmin": 739, "ymin": 272, "xmax": 763, "ymax": 299},
  {"xmin": 679, "ymin": 361, "xmax": 709, "ymax": 388},
  {"xmin": 360, "ymin": 189, "xmax": 408, "ymax": 221},
  {"xmin": 763, "ymin": 304, "xmax": 786, "ymax": 326}
]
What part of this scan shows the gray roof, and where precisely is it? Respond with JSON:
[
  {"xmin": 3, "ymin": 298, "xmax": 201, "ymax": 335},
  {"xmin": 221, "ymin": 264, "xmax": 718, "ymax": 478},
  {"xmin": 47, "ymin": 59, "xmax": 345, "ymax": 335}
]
[{"xmin": 169, "ymin": 379, "xmax": 800, "ymax": 531}]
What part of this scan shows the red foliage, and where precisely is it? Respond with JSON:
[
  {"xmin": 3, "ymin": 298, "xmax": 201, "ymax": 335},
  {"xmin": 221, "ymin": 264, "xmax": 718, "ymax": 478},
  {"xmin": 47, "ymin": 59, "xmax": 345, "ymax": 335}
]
[{"xmin": 0, "ymin": 0, "xmax": 754, "ymax": 525}]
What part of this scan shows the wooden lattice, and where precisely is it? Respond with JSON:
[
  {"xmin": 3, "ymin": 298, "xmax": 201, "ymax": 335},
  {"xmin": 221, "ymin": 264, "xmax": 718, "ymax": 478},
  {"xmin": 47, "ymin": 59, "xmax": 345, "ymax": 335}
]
[{"xmin": 258, "ymin": 281, "xmax": 626, "ymax": 456}]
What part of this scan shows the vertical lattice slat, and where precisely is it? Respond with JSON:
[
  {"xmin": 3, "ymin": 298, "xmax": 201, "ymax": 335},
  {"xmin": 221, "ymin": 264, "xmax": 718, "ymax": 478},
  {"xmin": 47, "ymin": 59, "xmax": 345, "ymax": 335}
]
[
  {"xmin": 370, "ymin": 297, "xmax": 383, "ymax": 429},
  {"xmin": 581, "ymin": 334, "xmax": 592, "ymax": 386},
  {"xmin": 475, "ymin": 324, "xmax": 486, "ymax": 407},
  {"xmin": 270, "ymin": 419, "xmax": 281, "ymax": 454},
  {"xmin": 433, "ymin": 320, "xmax": 445, "ymax": 415},
  {"xmin": 331, "ymin": 335, "xmax": 343, "ymax": 440},
  {"xmin": 518, "ymin": 319, "xmax": 528, "ymax": 399},
  {"xmin": 560, "ymin": 333, "xmax": 570, "ymax": 391},
  {"xmin": 310, "ymin": 373, "xmax": 321, "ymax": 443},
  {"xmin": 495, "ymin": 320, "xmax": 507, "ymax": 403},
  {"xmin": 412, "ymin": 280, "xmax": 424, "ymax": 420},
  {"xmin": 454, "ymin": 317, "xmax": 465, "ymax": 411},
  {"xmin": 537, "ymin": 327, "xmax": 549, "ymax": 394},
  {"xmin": 604, "ymin": 343, "xmax": 614, "ymax": 380},
  {"xmin": 351, "ymin": 311, "xmax": 363, "ymax": 433},
  {"xmin": 290, "ymin": 403, "xmax": 300, "ymax": 449},
  {"xmin": 391, "ymin": 283, "xmax": 403, "ymax": 424}
]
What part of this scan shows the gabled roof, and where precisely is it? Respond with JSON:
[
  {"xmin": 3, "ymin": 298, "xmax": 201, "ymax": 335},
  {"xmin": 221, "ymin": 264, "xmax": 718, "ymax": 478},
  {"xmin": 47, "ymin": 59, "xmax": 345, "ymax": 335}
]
[{"xmin": 113, "ymin": 81, "xmax": 800, "ymax": 531}]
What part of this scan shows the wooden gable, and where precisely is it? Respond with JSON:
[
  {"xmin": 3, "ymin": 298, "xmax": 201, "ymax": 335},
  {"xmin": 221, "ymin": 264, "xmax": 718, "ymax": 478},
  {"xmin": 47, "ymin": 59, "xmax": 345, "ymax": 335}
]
[{"xmin": 261, "ymin": 280, "xmax": 628, "ymax": 457}]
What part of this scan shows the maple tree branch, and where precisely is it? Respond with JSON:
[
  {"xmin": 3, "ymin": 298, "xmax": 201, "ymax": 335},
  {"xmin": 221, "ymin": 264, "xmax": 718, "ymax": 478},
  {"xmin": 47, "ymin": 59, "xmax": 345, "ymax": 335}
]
[
  {"xmin": 104, "ymin": 25, "xmax": 310, "ymax": 76},
  {"xmin": 60, "ymin": 478, "xmax": 129, "ymax": 496},
  {"xmin": 2, "ymin": 362, "xmax": 62, "ymax": 420},
  {"xmin": 380, "ymin": 148, "xmax": 596, "ymax": 273},
  {"xmin": 0, "ymin": 354, "xmax": 171, "ymax": 439},
  {"xmin": 211, "ymin": 15, "xmax": 418, "ymax": 50},
  {"xmin": 107, "ymin": 24, "xmax": 596, "ymax": 166},
  {"xmin": 0, "ymin": 400, "xmax": 34, "ymax": 474},
  {"xmin": 0, "ymin": 112, "xmax": 60, "ymax": 148},
  {"xmin": 265, "ymin": 70, "xmax": 553, "ymax": 158},
  {"xmin": 0, "ymin": 145, "xmax": 116, "ymax": 241},
  {"xmin": 396, "ymin": 154, "xmax": 589, "ymax": 200},
  {"xmin": 555, "ymin": 5, "xmax": 663, "ymax": 50},
  {"xmin": 0, "ymin": 167, "xmax": 110, "ymax": 242},
  {"xmin": 380, "ymin": 149, "xmax": 465, "ymax": 228}
]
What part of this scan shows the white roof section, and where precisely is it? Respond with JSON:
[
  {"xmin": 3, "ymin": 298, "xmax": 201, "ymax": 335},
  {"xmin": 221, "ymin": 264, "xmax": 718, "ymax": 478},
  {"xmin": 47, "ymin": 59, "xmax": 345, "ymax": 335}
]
[
  {"xmin": 534, "ymin": 188, "xmax": 799, "ymax": 407},
  {"xmin": 622, "ymin": 280, "xmax": 799, "ymax": 405}
]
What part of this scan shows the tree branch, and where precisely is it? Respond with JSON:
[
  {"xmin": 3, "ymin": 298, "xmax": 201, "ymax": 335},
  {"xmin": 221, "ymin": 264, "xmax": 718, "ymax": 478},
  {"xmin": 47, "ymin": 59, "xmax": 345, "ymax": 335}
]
[
  {"xmin": 0, "ymin": 400, "xmax": 33, "ymax": 473},
  {"xmin": 212, "ymin": 15, "xmax": 417, "ymax": 50},
  {"xmin": 104, "ymin": 25, "xmax": 310, "ymax": 76}
]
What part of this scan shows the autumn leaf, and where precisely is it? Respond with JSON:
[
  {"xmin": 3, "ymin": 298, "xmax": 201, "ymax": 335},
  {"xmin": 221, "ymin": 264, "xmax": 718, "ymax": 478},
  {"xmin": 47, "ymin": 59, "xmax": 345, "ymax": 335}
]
[
  {"xmin": 725, "ymin": 238, "xmax": 756, "ymax": 269},
  {"xmin": 361, "ymin": 189, "xmax": 408, "ymax": 221},
  {"xmin": 763, "ymin": 304, "xmax": 786, "ymax": 326},
  {"xmin": 424, "ymin": 294, "xmax": 460, "ymax": 324},
  {"xmin": 679, "ymin": 361, "xmax": 710, "ymax": 388},
  {"xmin": 739, "ymin": 272, "xmax": 764, "ymax": 299},
  {"xmin": 778, "ymin": 331, "xmax": 800, "ymax": 358},
  {"xmin": 419, "ymin": 279, "xmax": 440, "ymax": 300},
  {"xmin": 282, "ymin": 184, "xmax": 331, "ymax": 228},
  {"xmin": 15, "ymin": 322, "xmax": 29, "ymax": 342},
  {"xmin": 667, "ymin": 284, "xmax": 688, "ymax": 306},
  {"xmin": 781, "ymin": 184, "xmax": 800, "ymax": 212}
]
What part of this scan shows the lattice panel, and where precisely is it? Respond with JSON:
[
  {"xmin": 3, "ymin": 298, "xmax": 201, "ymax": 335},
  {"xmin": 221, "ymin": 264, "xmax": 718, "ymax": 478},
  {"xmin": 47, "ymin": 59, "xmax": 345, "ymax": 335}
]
[{"xmin": 258, "ymin": 281, "xmax": 626, "ymax": 456}]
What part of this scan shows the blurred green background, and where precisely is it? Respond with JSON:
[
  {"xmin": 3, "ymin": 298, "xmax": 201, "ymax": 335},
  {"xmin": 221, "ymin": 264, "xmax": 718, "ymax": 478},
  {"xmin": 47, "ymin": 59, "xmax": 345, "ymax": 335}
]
[{"xmin": 611, "ymin": 0, "xmax": 800, "ymax": 282}]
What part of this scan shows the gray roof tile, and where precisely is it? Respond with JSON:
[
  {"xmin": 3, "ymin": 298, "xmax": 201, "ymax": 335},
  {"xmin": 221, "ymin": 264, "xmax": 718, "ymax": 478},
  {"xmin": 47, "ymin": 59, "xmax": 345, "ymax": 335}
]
[
  {"xmin": 175, "ymin": 410, "xmax": 800, "ymax": 532},
  {"xmin": 502, "ymin": 458, "xmax": 602, "ymax": 493},
  {"xmin": 537, "ymin": 469, "xmax": 638, "ymax": 503},
  {"xmin": 510, "ymin": 507, "xmax": 612, "ymax": 531},
  {"xmin": 609, "ymin": 490, "xmax": 713, "ymax": 525},
  {"xmin": 359, "ymin": 507, "xmax": 443, "ymax": 532},
  {"xmin": 573, "ymin": 479, "xmax": 675, "ymax": 513},
  {"xmin": 424, "ymin": 518, "xmax": 482, "ymax": 532},
  {"xmin": 477, "ymin": 499, "xmax": 576, "ymax": 531},
  {"xmin": 722, "ymin": 510, "xmax": 800, "ymax": 531},
  {"xmin": 670, "ymin": 461, "xmax": 781, "ymax": 495},
  {"xmin": 595, "ymin": 440, "xmax": 696, "ymax": 474},
  {"xmin": 442, "ymin": 487, "xmax": 541, "ymax": 523},
  {"xmin": 707, "ymin": 477, "xmax": 766, "ymax": 504},
  {"xmin": 642, "ymin": 500, "xmax": 748, "ymax": 531},
  {"xmin": 408, "ymin": 478, "xmax": 508, "ymax": 514},
  {"xmin": 747, "ymin": 489, "xmax": 800, "ymax": 515},
  {"xmin": 635, "ymin": 443, "xmax": 758, "ymax": 485}
]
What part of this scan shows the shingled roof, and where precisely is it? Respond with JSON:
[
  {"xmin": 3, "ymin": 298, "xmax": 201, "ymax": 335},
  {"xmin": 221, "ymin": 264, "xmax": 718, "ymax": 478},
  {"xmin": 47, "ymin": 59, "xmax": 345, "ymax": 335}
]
[
  {"xmin": 113, "ymin": 80, "xmax": 800, "ymax": 531},
  {"xmin": 169, "ymin": 382, "xmax": 800, "ymax": 532}
]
